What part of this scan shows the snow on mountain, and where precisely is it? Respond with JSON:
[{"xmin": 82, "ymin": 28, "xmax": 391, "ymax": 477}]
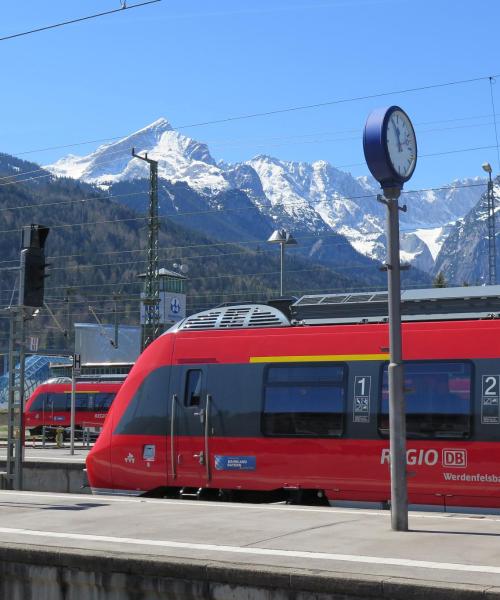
[
  {"xmin": 413, "ymin": 227, "xmax": 446, "ymax": 261},
  {"xmin": 46, "ymin": 118, "xmax": 484, "ymax": 273},
  {"xmin": 46, "ymin": 118, "xmax": 229, "ymax": 194},
  {"xmin": 244, "ymin": 155, "xmax": 481, "ymax": 272},
  {"xmin": 433, "ymin": 178, "xmax": 500, "ymax": 284}
]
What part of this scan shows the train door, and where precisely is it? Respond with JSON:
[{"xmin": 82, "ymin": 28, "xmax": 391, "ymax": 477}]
[
  {"xmin": 169, "ymin": 366, "xmax": 211, "ymax": 487},
  {"xmin": 50, "ymin": 393, "xmax": 69, "ymax": 426},
  {"xmin": 44, "ymin": 393, "xmax": 54, "ymax": 424}
]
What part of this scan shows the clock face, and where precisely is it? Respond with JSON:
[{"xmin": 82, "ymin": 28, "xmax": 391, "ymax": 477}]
[{"xmin": 385, "ymin": 109, "xmax": 417, "ymax": 179}]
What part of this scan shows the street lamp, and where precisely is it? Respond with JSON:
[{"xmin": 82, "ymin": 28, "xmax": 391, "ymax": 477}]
[
  {"xmin": 267, "ymin": 228, "xmax": 297, "ymax": 296},
  {"xmin": 482, "ymin": 162, "xmax": 496, "ymax": 285}
]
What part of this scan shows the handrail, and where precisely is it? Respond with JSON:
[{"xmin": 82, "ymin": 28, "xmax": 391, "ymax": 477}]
[
  {"xmin": 170, "ymin": 393, "xmax": 177, "ymax": 480},
  {"xmin": 205, "ymin": 394, "xmax": 211, "ymax": 482}
]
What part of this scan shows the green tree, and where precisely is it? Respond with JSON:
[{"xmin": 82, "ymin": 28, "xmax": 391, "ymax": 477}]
[{"xmin": 433, "ymin": 272, "xmax": 447, "ymax": 288}]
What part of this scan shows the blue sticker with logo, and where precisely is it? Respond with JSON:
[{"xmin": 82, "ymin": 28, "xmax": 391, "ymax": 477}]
[
  {"xmin": 53, "ymin": 416, "xmax": 65, "ymax": 421},
  {"xmin": 214, "ymin": 455, "xmax": 256, "ymax": 471}
]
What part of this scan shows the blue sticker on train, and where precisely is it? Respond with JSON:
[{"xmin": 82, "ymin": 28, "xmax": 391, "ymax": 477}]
[{"xmin": 214, "ymin": 455, "xmax": 256, "ymax": 471}]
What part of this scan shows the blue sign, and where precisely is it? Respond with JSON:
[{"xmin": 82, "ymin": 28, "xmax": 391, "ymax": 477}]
[
  {"xmin": 214, "ymin": 455, "xmax": 256, "ymax": 471},
  {"xmin": 170, "ymin": 297, "xmax": 181, "ymax": 314}
]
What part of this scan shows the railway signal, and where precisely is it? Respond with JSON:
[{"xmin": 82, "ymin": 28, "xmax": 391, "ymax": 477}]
[
  {"xmin": 19, "ymin": 225, "xmax": 50, "ymax": 308},
  {"xmin": 6, "ymin": 224, "xmax": 50, "ymax": 491}
]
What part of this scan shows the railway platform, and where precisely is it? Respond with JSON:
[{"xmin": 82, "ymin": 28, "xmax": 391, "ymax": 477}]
[
  {"xmin": 0, "ymin": 447, "xmax": 88, "ymax": 493},
  {"xmin": 0, "ymin": 490, "xmax": 499, "ymax": 599}
]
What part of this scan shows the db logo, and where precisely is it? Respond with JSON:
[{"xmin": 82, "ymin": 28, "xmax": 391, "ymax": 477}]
[{"xmin": 442, "ymin": 449, "xmax": 467, "ymax": 468}]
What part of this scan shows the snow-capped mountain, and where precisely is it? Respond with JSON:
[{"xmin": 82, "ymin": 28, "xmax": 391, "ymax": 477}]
[
  {"xmin": 46, "ymin": 118, "xmax": 484, "ymax": 274},
  {"xmin": 47, "ymin": 118, "xmax": 230, "ymax": 194}
]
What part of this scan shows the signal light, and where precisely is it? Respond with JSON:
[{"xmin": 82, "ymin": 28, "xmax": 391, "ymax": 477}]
[{"xmin": 19, "ymin": 225, "xmax": 50, "ymax": 308}]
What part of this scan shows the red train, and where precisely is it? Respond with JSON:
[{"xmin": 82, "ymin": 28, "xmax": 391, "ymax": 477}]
[
  {"xmin": 25, "ymin": 380, "xmax": 122, "ymax": 439},
  {"xmin": 86, "ymin": 286, "xmax": 500, "ymax": 509}
]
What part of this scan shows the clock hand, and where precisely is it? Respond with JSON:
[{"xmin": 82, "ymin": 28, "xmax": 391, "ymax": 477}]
[{"xmin": 393, "ymin": 123, "xmax": 402, "ymax": 152}]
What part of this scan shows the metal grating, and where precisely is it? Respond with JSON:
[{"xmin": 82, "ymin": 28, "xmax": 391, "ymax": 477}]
[
  {"xmin": 220, "ymin": 307, "xmax": 252, "ymax": 328},
  {"xmin": 174, "ymin": 304, "xmax": 290, "ymax": 331}
]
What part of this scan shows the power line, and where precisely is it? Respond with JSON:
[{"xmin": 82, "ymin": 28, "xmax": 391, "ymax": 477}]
[
  {"xmin": 172, "ymin": 75, "xmax": 499, "ymax": 131},
  {"xmin": 0, "ymin": 145, "xmax": 138, "ymax": 187},
  {"xmin": 0, "ymin": 138, "xmax": 492, "ymax": 201},
  {"xmin": 5, "ymin": 75, "xmax": 499, "ymax": 161},
  {"xmin": 0, "ymin": 180, "xmax": 488, "ymax": 237},
  {"xmin": 0, "ymin": 189, "xmax": 147, "ymax": 215},
  {"xmin": 0, "ymin": 1, "xmax": 161, "ymax": 43}
]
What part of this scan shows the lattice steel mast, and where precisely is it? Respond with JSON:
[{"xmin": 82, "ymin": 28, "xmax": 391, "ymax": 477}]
[
  {"xmin": 132, "ymin": 149, "xmax": 160, "ymax": 349},
  {"xmin": 483, "ymin": 163, "xmax": 497, "ymax": 285}
]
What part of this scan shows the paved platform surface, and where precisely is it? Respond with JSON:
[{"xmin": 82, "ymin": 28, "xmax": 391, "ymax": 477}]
[
  {"xmin": 0, "ymin": 446, "xmax": 88, "ymax": 463},
  {"xmin": 0, "ymin": 490, "xmax": 499, "ymax": 593}
]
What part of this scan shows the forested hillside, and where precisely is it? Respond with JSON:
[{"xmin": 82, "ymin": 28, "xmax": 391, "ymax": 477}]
[{"xmin": 0, "ymin": 153, "xmax": 430, "ymax": 355}]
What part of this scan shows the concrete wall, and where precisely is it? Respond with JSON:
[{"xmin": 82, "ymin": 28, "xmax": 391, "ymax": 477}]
[
  {"xmin": 0, "ymin": 461, "xmax": 89, "ymax": 494},
  {"xmin": 0, "ymin": 543, "xmax": 496, "ymax": 600}
]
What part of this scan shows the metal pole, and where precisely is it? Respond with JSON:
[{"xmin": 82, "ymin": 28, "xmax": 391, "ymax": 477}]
[
  {"xmin": 487, "ymin": 172, "xmax": 497, "ymax": 285},
  {"xmin": 70, "ymin": 364, "xmax": 76, "ymax": 455},
  {"xmin": 383, "ymin": 188, "xmax": 408, "ymax": 532},
  {"xmin": 113, "ymin": 293, "xmax": 119, "ymax": 348},
  {"xmin": 6, "ymin": 309, "xmax": 16, "ymax": 489},
  {"xmin": 280, "ymin": 242, "xmax": 284, "ymax": 297},
  {"xmin": 14, "ymin": 309, "xmax": 25, "ymax": 490}
]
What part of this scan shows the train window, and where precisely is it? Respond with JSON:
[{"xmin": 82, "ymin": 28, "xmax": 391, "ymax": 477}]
[
  {"xmin": 267, "ymin": 365, "xmax": 344, "ymax": 384},
  {"xmin": 379, "ymin": 361, "xmax": 472, "ymax": 439},
  {"xmin": 30, "ymin": 394, "xmax": 46, "ymax": 411},
  {"xmin": 113, "ymin": 368, "xmax": 169, "ymax": 435},
  {"xmin": 95, "ymin": 393, "xmax": 115, "ymax": 410},
  {"xmin": 185, "ymin": 370, "xmax": 202, "ymax": 407},
  {"xmin": 262, "ymin": 364, "xmax": 346, "ymax": 437},
  {"xmin": 75, "ymin": 394, "xmax": 91, "ymax": 411},
  {"xmin": 47, "ymin": 393, "xmax": 69, "ymax": 411}
]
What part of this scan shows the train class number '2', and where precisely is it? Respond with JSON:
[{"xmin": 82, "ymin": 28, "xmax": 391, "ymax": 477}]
[{"xmin": 86, "ymin": 286, "xmax": 500, "ymax": 510}]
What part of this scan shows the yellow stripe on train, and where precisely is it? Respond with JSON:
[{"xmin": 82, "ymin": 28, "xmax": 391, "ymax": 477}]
[{"xmin": 249, "ymin": 354, "xmax": 390, "ymax": 363}]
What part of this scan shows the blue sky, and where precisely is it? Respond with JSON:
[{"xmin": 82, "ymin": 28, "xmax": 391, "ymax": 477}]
[{"xmin": 1, "ymin": 0, "xmax": 499, "ymax": 190}]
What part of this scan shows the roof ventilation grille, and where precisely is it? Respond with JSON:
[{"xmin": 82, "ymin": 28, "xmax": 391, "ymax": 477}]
[{"xmin": 176, "ymin": 304, "xmax": 290, "ymax": 331}]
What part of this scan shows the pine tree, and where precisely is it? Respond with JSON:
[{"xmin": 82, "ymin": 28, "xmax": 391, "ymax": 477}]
[{"xmin": 433, "ymin": 272, "xmax": 447, "ymax": 288}]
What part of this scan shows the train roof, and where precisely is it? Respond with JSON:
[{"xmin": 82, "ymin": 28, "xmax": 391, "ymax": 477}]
[
  {"xmin": 292, "ymin": 285, "xmax": 500, "ymax": 325},
  {"xmin": 170, "ymin": 285, "xmax": 500, "ymax": 332}
]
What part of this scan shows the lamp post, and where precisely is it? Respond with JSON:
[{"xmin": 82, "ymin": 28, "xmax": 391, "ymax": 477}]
[
  {"xmin": 482, "ymin": 162, "xmax": 496, "ymax": 285},
  {"xmin": 267, "ymin": 228, "xmax": 297, "ymax": 296}
]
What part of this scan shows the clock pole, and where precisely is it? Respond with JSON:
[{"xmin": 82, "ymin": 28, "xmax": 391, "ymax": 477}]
[
  {"xmin": 363, "ymin": 106, "xmax": 417, "ymax": 532},
  {"xmin": 379, "ymin": 186, "xmax": 408, "ymax": 532}
]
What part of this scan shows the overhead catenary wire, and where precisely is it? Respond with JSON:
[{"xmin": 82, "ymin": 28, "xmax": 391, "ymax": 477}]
[
  {"xmin": 0, "ymin": 244, "xmax": 419, "ymax": 300},
  {"xmin": 167, "ymin": 75, "xmax": 500, "ymax": 131},
  {"xmin": 0, "ymin": 0, "xmax": 161, "ymax": 43},
  {"xmin": 0, "ymin": 180, "xmax": 490, "ymax": 239},
  {"xmin": 0, "ymin": 253, "xmax": 432, "ymax": 303},
  {"xmin": 2, "ymin": 73, "xmax": 498, "ymax": 164},
  {"xmin": 0, "ymin": 75, "xmax": 494, "ymax": 333},
  {"xmin": 0, "ymin": 144, "xmax": 146, "ymax": 187},
  {"xmin": 0, "ymin": 143, "xmax": 134, "ymax": 183},
  {"xmin": 0, "ymin": 189, "xmax": 148, "ymax": 215},
  {"xmin": 3, "ymin": 110, "xmax": 499, "ymax": 184}
]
